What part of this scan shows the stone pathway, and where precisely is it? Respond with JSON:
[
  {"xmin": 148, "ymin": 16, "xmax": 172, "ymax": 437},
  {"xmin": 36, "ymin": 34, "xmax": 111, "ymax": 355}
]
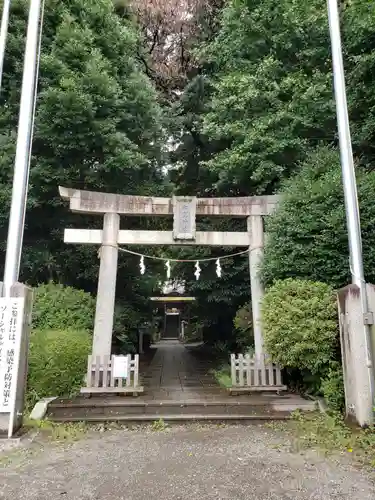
[
  {"xmin": 133, "ymin": 341, "xmax": 312, "ymax": 411},
  {"xmin": 142, "ymin": 340, "xmax": 221, "ymax": 400},
  {"xmin": 0, "ymin": 425, "xmax": 374, "ymax": 499}
]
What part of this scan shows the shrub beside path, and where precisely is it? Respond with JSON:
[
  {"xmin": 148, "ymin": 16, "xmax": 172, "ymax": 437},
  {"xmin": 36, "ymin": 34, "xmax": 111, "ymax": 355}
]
[{"xmin": 0, "ymin": 424, "xmax": 374, "ymax": 499}]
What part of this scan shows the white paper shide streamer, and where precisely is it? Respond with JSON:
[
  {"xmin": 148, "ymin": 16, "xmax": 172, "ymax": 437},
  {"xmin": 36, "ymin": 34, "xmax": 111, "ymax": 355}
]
[
  {"xmin": 139, "ymin": 255, "xmax": 145, "ymax": 275},
  {"xmin": 194, "ymin": 261, "xmax": 201, "ymax": 281},
  {"xmin": 216, "ymin": 258, "xmax": 222, "ymax": 278},
  {"xmin": 165, "ymin": 260, "xmax": 171, "ymax": 279}
]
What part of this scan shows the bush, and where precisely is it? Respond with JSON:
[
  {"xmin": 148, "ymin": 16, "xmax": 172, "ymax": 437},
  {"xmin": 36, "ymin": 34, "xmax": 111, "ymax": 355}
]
[
  {"xmin": 321, "ymin": 361, "xmax": 345, "ymax": 413},
  {"xmin": 32, "ymin": 282, "xmax": 95, "ymax": 331},
  {"xmin": 261, "ymin": 146, "xmax": 375, "ymax": 289},
  {"xmin": 261, "ymin": 278, "xmax": 338, "ymax": 373},
  {"xmin": 27, "ymin": 328, "xmax": 92, "ymax": 406}
]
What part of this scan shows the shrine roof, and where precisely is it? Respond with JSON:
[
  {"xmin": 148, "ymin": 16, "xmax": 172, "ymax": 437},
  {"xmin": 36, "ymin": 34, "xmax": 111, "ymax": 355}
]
[{"xmin": 150, "ymin": 296, "xmax": 196, "ymax": 302}]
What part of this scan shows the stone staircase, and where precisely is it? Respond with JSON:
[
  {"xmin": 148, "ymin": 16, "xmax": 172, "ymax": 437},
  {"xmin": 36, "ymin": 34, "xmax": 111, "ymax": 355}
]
[{"xmin": 46, "ymin": 394, "xmax": 316, "ymax": 423}]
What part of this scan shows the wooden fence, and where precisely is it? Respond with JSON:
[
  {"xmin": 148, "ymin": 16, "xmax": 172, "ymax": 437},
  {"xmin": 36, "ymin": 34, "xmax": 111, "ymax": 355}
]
[
  {"xmin": 81, "ymin": 354, "xmax": 144, "ymax": 395},
  {"xmin": 230, "ymin": 354, "xmax": 287, "ymax": 393}
]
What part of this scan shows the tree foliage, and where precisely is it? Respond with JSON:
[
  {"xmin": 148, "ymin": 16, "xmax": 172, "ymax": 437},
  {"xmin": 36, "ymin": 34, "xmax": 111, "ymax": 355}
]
[
  {"xmin": 0, "ymin": 0, "xmax": 167, "ymax": 343},
  {"xmin": 116, "ymin": 0, "xmax": 224, "ymax": 95},
  {"xmin": 165, "ymin": 0, "xmax": 335, "ymax": 338},
  {"xmin": 344, "ymin": 0, "xmax": 375, "ymax": 168},
  {"xmin": 261, "ymin": 146, "xmax": 375, "ymax": 288},
  {"xmin": 200, "ymin": 0, "xmax": 336, "ymax": 194},
  {"xmin": 1, "ymin": 0, "xmax": 164, "ymax": 277},
  {"xmin": 167, "ymin": 0, "xmax": 375, "ymax": 347}
]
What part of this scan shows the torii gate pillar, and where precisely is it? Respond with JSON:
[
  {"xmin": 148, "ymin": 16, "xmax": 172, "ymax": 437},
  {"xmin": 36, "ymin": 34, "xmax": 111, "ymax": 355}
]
[
  {"xmin": 93, "ymin": 213, "xmax": 119, "ymax": 357},
  {"xmin": 247, "ymin": 215, "xmax": 265, "ymax": 357}
]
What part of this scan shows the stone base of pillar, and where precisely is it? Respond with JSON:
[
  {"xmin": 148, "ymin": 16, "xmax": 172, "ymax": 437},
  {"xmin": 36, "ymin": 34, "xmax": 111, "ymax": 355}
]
[{"xmin": 338, "ymin": 283, "xmax": 375, "ymax": 427}]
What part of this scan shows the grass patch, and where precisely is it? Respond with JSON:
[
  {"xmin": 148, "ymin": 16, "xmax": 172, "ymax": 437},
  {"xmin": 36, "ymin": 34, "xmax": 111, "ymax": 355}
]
[
  {"xmin": 0, "ymin": 419, "xmax": 88, "ymax": 468},
  {"xmin": 285, "ymin": 411, "xmax": 375, "ymax": 466},
  {"xmin": 23, "ymin": 417, "xmax": 88, "ymax": 442},
  {"xmin": 152, "ymin": 418, "xmax": 167, "ymax": 431},
  {"xmin": 210, "ymin": 365, "xmax": 232, "ymax": 388}
]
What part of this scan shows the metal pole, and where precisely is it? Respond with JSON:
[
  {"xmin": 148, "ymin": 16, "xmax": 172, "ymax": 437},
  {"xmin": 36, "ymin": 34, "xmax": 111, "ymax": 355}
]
[
  {"xmin": 0, "ymin": 0, "xmax": 11, "ymax": 92},
  {"xmin": 3, "ymin": 0, "xmax": 44, "ymax": 293},
  {"xmin": 327, "ymin": 0, "xmax": 374, "ymax": 422}
]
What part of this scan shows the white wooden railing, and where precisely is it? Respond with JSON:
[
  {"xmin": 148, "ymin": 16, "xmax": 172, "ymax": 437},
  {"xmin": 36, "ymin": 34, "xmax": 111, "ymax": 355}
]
[
  {"xmin": 81, "ymin": 354, "xmax": 144, "ymax": 395},
  {"xmin": 230, "ymin": 354, "xmax": 287, "ymax": 393}
]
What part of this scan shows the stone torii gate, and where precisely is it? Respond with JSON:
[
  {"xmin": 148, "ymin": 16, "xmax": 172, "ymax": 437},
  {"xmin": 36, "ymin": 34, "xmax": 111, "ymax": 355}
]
[{"xmin": 59, "ymin": 187, "xmax": 280, "ymax": 359}]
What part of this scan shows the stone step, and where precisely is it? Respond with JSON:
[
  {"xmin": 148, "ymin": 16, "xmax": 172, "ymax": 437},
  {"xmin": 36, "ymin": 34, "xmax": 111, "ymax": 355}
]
[
  {"xmin": 49, "ymin": 391, "xmax": 304, "ymax": 404},
  {"xmin": 49, "ymin": 397, "xmax": 299, "ymax": 408},
  {"xmin": 48, "ymin": 404, "xmax": 275, "ymax": 420},
  {"xmin": 48, "ymin": 414, "xmax": 292, "ymax": 424},
  {"xmin": 46, "ymin": 397, "xmax": 315, "ymax": 422}
]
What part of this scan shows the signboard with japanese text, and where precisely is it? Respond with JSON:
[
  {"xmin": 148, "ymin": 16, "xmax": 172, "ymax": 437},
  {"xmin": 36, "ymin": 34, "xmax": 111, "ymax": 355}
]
[
  {"xmin": 112, "ymin": 355, "xmax": 129, "ymax": 379},
  {"xmin": 0, "ymin": 298, "xmax": 25, "ymax": 413}
]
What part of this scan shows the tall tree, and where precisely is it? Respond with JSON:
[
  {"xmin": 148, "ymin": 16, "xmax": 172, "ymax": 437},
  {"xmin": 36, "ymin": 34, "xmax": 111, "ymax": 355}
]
[
  {"xmin": 164, "ymin": 0, "xmax": 375, "ymax": 344},
  {"xmin": 0, "ymin": 0, "xmax": 166, "ymax": 342},
  {"xmin": 343, "ymin": 0, "xmax": 375, "ymax": 167},
  {"xmin": 115, "ymin": 0, "xmax": 224, "ymax": 96},
  {"xmin": 201, "ymin": 0, "xmax": 336, "ymax": 195}
]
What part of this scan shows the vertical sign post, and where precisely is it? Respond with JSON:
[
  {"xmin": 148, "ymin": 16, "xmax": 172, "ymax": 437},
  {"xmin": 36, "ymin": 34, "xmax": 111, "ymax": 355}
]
[
  {"xmin": 0, "ymin": 301, "xmax": 7, "ymax": 410},
  {"xmin": 0, "ymin": 297, "xmax": 25, "ymax": 437}
]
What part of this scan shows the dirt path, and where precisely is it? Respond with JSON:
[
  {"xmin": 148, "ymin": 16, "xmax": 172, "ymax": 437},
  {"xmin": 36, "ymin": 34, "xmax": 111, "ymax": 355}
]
[{"xmin": 0, "ymin": 425, "xmax": 373, "ymax": 500}]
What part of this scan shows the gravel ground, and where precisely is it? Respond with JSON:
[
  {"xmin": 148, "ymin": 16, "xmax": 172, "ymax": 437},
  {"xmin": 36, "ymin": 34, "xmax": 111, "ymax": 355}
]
[{"xmin": 0, "ymin": 425, "xmax": 374, "ymax": 500}]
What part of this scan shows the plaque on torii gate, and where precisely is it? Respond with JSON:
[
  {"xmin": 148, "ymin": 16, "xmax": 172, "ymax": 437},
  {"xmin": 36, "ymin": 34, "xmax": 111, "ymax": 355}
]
[{"xmin": 172, "ymin": 196, "xmax": 197, "ymax": 241}]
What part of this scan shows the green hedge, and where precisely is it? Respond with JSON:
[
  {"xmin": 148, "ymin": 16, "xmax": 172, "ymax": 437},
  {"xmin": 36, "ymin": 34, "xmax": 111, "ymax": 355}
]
[
  {"xmin": 261, "ymin": 279, "xmax": 338, "ymax": 373},
  {"xmin": 32, "ymin": 282, "xmax": 95, "ymax": 331},
  {"xmin": 261, "ymin": 146, "xmax": 375, "ymax": 289},
  {"xmin": 27, "ymin": 328, "xmax": 91, "ymax": 406}
]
